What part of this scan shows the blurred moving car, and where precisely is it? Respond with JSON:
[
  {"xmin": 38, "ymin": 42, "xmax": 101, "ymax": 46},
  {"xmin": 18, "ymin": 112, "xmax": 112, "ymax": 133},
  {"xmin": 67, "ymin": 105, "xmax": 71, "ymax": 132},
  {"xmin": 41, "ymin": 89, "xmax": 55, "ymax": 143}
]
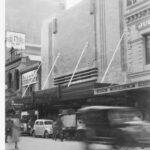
[
  {"xmin": 32, "ymin": 119, "xmax": 53, "ymax": 138},
  {"xmin": 76, "ymin": 119, "xmax": 86, "ymax": 140},
  {"xmin": 77, "ymin": 105, "xmax": 149, "ymax": 149},
  {"xmin": 121, "ymin": 120, "xmax": 150, "ymax": 147}
]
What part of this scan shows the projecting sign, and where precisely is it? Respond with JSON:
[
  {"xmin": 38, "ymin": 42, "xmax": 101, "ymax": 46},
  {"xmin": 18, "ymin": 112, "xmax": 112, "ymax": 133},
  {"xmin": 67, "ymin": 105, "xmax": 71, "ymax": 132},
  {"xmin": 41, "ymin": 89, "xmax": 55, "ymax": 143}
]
[
  {"xmin": 22, "ymin": 70, "xmax": 37, "ymax": 86},
  {"xmin": 137, "ymin": 17, "xmax": 150, "ymax": 31},
  {"xmin": 6, "ymin": 32, "xmax": 25, "ymax": 49}
]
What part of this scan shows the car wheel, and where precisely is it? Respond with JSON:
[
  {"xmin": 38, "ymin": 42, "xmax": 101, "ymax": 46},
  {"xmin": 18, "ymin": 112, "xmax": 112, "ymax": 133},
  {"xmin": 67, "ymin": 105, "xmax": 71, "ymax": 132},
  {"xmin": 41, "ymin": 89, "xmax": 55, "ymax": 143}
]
[
  {"xmin": 32, "ymin": 130, "xmax": 36, "ymax": 137},
  {"xmin": 44, "ymin": 131, "xmax": 49, "ymax": 138},
  {"xmin": 64, "ymin": 131, "xmax": 69, "ymax": 140}
]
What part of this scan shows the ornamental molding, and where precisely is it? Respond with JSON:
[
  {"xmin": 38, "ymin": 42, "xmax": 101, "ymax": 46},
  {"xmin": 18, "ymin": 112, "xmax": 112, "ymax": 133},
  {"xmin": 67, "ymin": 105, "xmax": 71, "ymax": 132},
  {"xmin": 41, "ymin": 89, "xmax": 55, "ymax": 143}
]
[{"xmin": 126, "ymin": 8, "xmax": 150, "ymax": 24}]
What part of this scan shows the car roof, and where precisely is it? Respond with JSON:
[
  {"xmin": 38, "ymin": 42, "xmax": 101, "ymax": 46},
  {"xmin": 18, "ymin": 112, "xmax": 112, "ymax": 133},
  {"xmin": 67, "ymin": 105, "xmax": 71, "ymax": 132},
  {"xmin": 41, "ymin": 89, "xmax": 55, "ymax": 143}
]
[
  {"xmin": 78, "ymin": 106, "xmax": 133, "ymax": 113},
  {"xmin": 35, "ymin": 119, "xmax": 53, "ymax": 122}
]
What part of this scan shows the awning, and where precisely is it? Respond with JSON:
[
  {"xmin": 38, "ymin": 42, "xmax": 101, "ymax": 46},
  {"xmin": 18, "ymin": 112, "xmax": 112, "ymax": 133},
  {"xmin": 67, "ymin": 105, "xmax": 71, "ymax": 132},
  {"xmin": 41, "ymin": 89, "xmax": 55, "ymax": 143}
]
[
  {"xmin": 94, "ymin": 80, "xmax": 150, "ymax": 96},
  {"xmin": 34, "ymin": 87, "xmax": 59, "ymax": 104},
  {"xmin": 12, "ymin": 95, "xmax": 33, "ymax": 104}
]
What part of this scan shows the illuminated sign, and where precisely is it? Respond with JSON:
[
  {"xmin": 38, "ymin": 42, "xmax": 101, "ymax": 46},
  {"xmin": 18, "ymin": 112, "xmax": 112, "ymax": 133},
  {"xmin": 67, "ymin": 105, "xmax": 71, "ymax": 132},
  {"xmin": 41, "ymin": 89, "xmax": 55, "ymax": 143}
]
[
  {"xmin": 137, "ymin": 18, "xmax": 150, "ymax": 31},
  {"xmin": 22, "ymin": 70, "xmax": 37, "ymax": 86},
  {"xmin": 6, "ymin": 32, "xmax": 25, "ymax": 49}
]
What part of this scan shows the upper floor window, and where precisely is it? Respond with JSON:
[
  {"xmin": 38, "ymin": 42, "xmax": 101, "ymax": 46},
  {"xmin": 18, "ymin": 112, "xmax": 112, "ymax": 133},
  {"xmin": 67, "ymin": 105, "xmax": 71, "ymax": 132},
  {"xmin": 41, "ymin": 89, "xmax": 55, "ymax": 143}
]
[
  {"xmin": 144, "ymin": 34, "xmax": 150, "ymax": 65},
  {"xmin": 26, "ymin": 85, "xmax": 34, "ymax": 96},
  {"xmin": 7, "ymin": 73, "xmax": 12, "ymax": 88},
  {"xmin": 14, "ymin": 69, "xmax": 19, "ymax": 90},
  {"xmin": 127, "ymin": 0, "xmax": 138, "ymax": 6}
]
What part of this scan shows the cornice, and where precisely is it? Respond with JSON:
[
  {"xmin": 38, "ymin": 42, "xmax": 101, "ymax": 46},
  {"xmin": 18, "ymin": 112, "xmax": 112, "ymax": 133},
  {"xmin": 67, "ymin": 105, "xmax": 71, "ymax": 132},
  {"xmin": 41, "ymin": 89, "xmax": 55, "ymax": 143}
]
[
  {"xmin": 127, "ymin": 69, "xmax": 150, "ymax": 78},
  {"xmin": 5, "ymin": 56, "xmax": 22, "ymax": 67},
  {"xmin": 20, "ymin": 62, "xmax": 40, "ymax": 74},
  {"xmin": 126, "ymin": 0, "xmax": 150, "ymax": 15},
  {"xmin": 124, "ymin": 0, "xmax": 150, "ymax": 17},
  {"xmin": 125, "ymin": 8, "xmax": 150, "ymax": 24}
]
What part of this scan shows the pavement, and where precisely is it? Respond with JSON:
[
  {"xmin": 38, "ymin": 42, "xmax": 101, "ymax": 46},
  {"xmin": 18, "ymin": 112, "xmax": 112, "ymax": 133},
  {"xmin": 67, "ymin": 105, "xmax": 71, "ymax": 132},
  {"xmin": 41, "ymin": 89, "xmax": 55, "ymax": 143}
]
[{"xmin": 5, "ymin": 136, "xmax": 150, "ymax": 150}]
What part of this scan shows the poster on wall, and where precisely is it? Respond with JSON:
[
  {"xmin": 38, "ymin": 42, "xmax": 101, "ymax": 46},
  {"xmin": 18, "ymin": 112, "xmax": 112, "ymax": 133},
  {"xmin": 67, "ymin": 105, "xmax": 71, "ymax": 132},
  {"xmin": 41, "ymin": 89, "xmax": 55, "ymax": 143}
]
[
  {"xmin": 22, "ymin": 70, "xmax": 37, "ymax": 86},
  {"xmin": 6, "ymin": 32, "xmax": 26, "ymax": 49}
]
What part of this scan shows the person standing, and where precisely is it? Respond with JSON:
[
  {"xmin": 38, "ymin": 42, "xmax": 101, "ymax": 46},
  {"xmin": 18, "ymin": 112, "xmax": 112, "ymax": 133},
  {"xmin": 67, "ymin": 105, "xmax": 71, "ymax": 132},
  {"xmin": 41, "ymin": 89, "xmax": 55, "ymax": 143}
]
[{"xmin": 11, "ymin": 118, "xmax": 21, "ymax": 149}]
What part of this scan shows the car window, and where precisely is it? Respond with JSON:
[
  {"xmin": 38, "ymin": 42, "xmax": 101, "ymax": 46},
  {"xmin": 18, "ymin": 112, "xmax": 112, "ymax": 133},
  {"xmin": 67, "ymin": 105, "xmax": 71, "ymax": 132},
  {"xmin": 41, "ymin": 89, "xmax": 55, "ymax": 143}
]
[
  {"xmin": 82, "ymin": 110, "xmax": 108, "ymax": 126},
  {"xmin": 35, "ymin": 121, "xmax": 39, "ymax": 125},
  {"xmin": 44, "ymin": 121, "xmax": 52, "ymax": 125},
  {"xmin": 39, "ymin": 121, "xmax": 44, "ymax": 125}
]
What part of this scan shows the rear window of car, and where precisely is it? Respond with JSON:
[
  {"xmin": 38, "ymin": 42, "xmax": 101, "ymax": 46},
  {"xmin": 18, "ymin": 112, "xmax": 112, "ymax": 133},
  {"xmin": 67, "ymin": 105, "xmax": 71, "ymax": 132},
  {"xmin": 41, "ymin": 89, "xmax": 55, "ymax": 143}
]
[
  {"xmin": 39, "ymin": 121, "xmax": 44, "ymax": 125},
  {"xmin": 44, "ymin": 121, "xmax": 52, "ymax": 125}
]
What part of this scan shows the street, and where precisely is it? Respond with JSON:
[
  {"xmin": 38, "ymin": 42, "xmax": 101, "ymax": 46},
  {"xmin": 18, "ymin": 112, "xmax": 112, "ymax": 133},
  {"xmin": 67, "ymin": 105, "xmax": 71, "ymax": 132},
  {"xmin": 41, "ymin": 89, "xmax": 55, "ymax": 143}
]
[{"xmin": 5, "ymin": 136, "xmax": 150, "ymax": 150}]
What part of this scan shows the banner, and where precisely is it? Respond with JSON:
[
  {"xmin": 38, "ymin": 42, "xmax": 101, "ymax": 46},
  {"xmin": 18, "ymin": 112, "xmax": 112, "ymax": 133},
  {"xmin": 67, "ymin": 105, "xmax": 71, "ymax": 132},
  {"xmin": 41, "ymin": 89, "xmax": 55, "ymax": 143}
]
[{"xmin": 22, "ymin": 70, "xmax": 37, "ymax": 86}]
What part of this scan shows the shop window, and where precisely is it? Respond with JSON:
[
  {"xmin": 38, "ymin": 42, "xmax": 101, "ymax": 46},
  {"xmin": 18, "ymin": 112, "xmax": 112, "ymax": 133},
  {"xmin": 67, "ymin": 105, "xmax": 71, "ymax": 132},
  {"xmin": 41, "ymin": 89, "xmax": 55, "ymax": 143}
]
[
  {"xmin": 26, "ymin": 85, "xmax": 34, "ymax": 96},
  {"xmin": 7, "ymin": 73, "xmax": 12, "ymax": 88},
  {"xmin": 144, "ymin": 34, "xmax": 150, "ymax": 65},
  {"xmin": 14, "ymin": 69, "xmax": 19, "ymax": 90}
]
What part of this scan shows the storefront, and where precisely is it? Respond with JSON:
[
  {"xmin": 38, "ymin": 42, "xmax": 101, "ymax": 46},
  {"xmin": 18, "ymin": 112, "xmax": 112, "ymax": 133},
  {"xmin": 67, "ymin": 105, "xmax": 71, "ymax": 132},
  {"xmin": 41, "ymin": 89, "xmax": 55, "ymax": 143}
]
[{"xmin": 94, "ymin": 79, "xmax": 150, "ymax": 120}]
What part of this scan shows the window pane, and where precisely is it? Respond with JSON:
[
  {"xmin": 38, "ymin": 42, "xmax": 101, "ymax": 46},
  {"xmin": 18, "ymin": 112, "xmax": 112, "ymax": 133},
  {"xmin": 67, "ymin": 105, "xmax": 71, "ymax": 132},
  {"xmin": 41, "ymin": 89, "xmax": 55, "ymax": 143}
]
[
  {"xmin": 145, "ymin": 35, "xmax": 150, "ymax": 64},
  {"xmin": 45, "ymin": 121, "xmax": 52, "ymax": 125},
  {"xmin": 35, "ymin": 121, "xmax": 39, "ymax": 125},
  {"xmin": 39, "ymin": 121, "xmax": 43, "ymax": 125}
]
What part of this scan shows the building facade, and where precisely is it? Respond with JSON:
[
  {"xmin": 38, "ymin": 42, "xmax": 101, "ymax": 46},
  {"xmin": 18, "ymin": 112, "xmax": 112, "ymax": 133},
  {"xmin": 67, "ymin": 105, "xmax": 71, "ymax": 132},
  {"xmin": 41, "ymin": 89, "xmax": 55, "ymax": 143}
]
[
  {"xmin": 10, "ymin": 0, "xmax": 150, "ymax": 120},
  {"xmin": 5, "ymin": 44, "xmax": 41, "ymax": 116},
  {"xmin": 41, "ymin": 0, "xmax": 126, "ymax": 89},
  {"xmin": 125, "ymin": 0, "xmax": 150, "ymax": 82},
  {"xmin": 93, "ymin": 0, "xmax": 150, "ymax": 121}
]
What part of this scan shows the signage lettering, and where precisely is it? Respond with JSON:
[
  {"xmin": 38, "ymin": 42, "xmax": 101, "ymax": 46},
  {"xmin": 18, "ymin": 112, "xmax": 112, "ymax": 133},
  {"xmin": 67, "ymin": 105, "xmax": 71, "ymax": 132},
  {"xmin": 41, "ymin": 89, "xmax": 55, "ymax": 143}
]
[
  {"xmin": 137, "ymin": 18, "xmax": 150, "ymax": 30},
  {"xmin": 22, "ymin": 70, "xmax": 38, "ymax": 86},
  {"xmin": 6, "ymin": 32, "xmax": 25, "ymax": 49}
]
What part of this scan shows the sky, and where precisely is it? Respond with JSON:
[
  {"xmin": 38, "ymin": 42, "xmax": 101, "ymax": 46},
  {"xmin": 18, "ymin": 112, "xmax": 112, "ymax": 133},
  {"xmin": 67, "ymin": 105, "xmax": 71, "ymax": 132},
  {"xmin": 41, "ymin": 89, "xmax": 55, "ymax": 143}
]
[
  {"xmin": 66, "ymin": 0, "xmax": 82, "ymax": 9},
  {"xmin": 39, "ymin": 0, "xmax": 82, "ymax": 9}
]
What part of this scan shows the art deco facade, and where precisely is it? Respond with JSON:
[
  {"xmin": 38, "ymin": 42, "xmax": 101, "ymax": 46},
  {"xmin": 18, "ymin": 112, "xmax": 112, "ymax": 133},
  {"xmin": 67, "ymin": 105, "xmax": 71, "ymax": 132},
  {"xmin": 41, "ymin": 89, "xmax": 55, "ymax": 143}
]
[{"xmin": 41, "ymin": 0, "xmax": 125, "ymax": 89}]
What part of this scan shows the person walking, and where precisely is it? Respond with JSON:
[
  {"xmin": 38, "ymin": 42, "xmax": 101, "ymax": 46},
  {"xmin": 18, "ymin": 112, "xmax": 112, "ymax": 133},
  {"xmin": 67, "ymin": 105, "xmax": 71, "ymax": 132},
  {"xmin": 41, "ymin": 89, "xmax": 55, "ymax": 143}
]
[
  {"xmin": 5, "ymin": 117, "xmax": 13, "ymax": 143},
  {"xmin": 11, "ymin": 118, "xmax": 21, "ymax": 149},
  {"xmin": 52, "ymin": 120, "xmax": 57, "ymax": 140},
  {"xmin": 52, "ymin": 117, "xmax": 63, "ymax": 141}
]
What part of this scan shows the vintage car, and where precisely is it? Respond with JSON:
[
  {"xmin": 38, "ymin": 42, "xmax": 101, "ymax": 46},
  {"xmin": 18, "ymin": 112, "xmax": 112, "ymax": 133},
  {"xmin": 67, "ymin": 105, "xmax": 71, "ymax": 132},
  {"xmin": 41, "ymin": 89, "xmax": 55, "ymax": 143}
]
[
  {"xmin": 32, "ymin": 119, "xmax": 53, "ymax": 138},
  {"xmin": 77, "ymin": 105, "xmax": 150, "ymax": 149}
]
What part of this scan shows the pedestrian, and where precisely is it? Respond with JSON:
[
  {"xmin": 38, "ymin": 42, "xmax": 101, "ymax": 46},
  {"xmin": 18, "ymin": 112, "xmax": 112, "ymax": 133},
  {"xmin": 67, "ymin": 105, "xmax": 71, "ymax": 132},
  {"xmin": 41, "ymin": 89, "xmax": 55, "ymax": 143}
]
[
  {"xmin": 52, "ymin": 120, "xmax": 57, "ymax": 140},
  {"xmin": 11, "ymin": 118, "xmax": 21, "ymax": 149},
  {"xmin": 52, "ymin": 116, "xmax": 63, "ymax": 141},
  {"xmin": 5, "ymin": 116, "xmax": 13, "ymax": 143}
]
